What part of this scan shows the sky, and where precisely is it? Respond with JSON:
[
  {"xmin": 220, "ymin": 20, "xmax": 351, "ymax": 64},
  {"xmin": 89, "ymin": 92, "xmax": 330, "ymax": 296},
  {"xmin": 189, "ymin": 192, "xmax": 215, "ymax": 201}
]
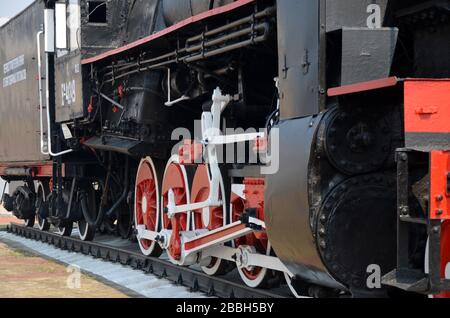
[{"xmin": 0, "ymin": 0, "xmax": 35, "ymax": 25}]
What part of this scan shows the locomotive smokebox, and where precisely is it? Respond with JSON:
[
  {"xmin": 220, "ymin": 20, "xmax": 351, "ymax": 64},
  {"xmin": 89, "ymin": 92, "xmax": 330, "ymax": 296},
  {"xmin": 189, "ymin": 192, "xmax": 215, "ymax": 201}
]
[
  {"xmin": 266, "ymin": 110, "xmax": 405, "ymax": 295},
  {"xmin": 265, "ymin": 115, "xmax": 344, "ymax": 291}
]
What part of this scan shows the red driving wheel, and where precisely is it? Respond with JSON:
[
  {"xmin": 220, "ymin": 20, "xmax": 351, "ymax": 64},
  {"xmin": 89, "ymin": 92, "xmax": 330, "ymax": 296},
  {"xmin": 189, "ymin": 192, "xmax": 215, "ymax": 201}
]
[
  {"xmin": 161, "ymin": 156, "xmax": 191, "ymax": 263},
  {"xmin": 191, "ymin": 164, "xmax": 229, "ymax": 276},
  {"xmin": 135, "ymin": 157, "xmax": 162, "ymax": 257}
]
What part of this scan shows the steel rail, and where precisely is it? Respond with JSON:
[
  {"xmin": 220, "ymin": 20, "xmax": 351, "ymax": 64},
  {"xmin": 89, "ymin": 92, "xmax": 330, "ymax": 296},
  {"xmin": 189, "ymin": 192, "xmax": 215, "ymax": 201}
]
[{"xmin": 6, "ymin": 223, "xmax": 289, "ymax": 299}]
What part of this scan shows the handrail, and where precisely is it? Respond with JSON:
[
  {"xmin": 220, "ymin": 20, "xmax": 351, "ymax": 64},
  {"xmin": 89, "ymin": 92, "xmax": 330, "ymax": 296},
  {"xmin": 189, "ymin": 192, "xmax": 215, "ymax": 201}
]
[
  {"xmin": 44, "ymin": 52, "xmax": 73, "ymax": 157},
  {"xmin": 37, "ymin": 29, "xmax": 48, "ymax": 156}
]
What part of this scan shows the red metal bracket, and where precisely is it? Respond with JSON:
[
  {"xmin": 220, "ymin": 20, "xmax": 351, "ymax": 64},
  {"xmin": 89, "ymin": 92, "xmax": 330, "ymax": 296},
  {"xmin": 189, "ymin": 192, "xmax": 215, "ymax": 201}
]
[
  {"xmin": 430, "ymin": 151, "xmax": 450, "ymax": 220},
  {"xmin": 327, "ymin": 77, "xmax": 400, "ymax": 97}
]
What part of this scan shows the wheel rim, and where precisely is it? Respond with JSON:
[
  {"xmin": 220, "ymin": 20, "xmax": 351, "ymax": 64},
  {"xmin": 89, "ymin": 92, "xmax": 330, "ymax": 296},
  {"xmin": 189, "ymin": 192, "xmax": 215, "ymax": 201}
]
[
  {"xmin": 231, "ymin": 190, "xmax": 271, "ymax": 288},
  {"xmin": 77, "ymin": 183, "xmax": 97, "ymax": 241},
  {"xmin": 191, "ymin": 164, "xmax": 227, "ymax": 275},
  {"xmin": 427, "ymin": 220, "xmax": 450, "ymax": 298},
  {"xmin": 135, "ymin": 157, "xmax": 161, "ymax": 256},
  {"xmin": 56, "ymin": 223, "xmax": 73, "ymax": 237},
  {"xmin": 162, "ymin": 156, "xmax": 191, "ymax": 263},
  {"xmin": 35, "ymin": 181, "xmax": 49, "ymax": 231},
  {"xmin": 78, "ymin": 220, "xmax": 89, "ymax": 240},
  {"xmin": 24, "ymin": 218, "xmax": 35, "ymax": 227}
]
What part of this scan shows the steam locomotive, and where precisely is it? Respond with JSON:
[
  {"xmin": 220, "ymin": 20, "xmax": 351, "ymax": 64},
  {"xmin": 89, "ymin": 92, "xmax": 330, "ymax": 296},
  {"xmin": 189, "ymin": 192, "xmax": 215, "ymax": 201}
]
[{"xmin": 0, "ymin": 0, "xmax": 449, "ymax": 298}]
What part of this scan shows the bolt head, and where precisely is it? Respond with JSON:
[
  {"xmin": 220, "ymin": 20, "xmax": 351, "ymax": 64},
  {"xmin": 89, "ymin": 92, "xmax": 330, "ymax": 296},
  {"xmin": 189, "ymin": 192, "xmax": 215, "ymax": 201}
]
[{"xmin": 400, "ymin": 206, "xmax": 409, "ymax": 216}]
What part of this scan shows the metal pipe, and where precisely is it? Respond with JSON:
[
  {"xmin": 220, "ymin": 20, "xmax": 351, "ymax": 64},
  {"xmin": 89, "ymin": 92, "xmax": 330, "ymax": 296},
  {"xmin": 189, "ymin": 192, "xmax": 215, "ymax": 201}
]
[
  {"xmin": 104, "ymin": 59, "xmax": 175, "ymax": 84},
  {"xmin": 102, "ymin": 50, "xmax": 182, "ymax": 78},
  {"xmin": 101, "ymin": 8, "xmax": 273, "ymax": 81},
  {"xmin": 99, "ymin": 92, "xmax": 125, "ymax": 110},
  {"xmin": 183, "ymin": 32, "xmax": 269, "ymax": 63},
  {"xmin": 103, "ymin": 29, "xmax": 269, "ymax": 84},
  {"xmin": 185, "ymin": 23, "xmax": 268, "ymax": 53},
  {"xmin": 186, "ymin": 6, "xmax": 275, "ymax": 43}
]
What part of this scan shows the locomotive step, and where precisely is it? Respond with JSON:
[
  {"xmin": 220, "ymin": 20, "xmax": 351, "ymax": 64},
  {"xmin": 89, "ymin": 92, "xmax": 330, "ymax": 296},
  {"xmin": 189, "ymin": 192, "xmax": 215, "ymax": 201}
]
[
  {"xmin": 382, "ymin": 269, "xmax": 430, "ymax": 293},
  {"xmin": 383, "ymin": 269, "xmax": 450, "ymax": 294}
]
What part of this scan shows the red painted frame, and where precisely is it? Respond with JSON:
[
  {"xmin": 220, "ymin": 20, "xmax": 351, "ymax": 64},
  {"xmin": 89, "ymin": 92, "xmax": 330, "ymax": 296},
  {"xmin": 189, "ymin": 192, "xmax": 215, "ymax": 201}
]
[
  {"xmin": 430, "ymin": 151, "xmax": 450, "ymax": 220},
  {"xmin": 327, "ymin": 77, "xmax": 400, "ymax": 97},
  {"xmin": 404, "ymin": 79, "xmax": 450, "ymax": 134},
  {"xmin": 0, "ymin": 163, "xmax": 57, "ymax": 178}
]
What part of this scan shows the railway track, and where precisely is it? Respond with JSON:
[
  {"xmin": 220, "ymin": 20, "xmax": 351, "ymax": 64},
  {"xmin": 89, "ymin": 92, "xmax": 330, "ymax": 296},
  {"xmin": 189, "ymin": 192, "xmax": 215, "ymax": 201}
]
[{"xmin": 5, "ymin": 223, "xmax": 290, "ymax": 299}]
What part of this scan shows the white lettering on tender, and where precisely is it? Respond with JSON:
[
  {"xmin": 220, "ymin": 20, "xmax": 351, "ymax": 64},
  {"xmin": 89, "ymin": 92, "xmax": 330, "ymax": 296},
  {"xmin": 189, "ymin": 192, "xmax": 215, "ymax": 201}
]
[
  {"xmin": 2, "ymin": 69, "xmax": 27, "ymax": 88},
  {"xmin": 61, "ymin": 80, "xmax": 77, "ymax": 106},
  {"xmin": 3, "ymin": 54, "xmax": 25, "ymax": 74}
]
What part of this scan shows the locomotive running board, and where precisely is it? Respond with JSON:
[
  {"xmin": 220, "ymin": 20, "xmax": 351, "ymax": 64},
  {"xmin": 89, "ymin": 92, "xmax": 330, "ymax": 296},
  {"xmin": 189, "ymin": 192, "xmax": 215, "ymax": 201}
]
[{"xmin": 5, "ymin": 224, "xmax": 289, "ymax": 298}]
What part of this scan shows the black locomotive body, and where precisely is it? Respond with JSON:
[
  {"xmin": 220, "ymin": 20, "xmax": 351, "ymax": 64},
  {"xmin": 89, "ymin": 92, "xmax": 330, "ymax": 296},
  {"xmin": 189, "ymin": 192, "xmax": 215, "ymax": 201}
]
[{"xmin": 1, "ymin": 0, "xmax": 449, "ymax": 298}]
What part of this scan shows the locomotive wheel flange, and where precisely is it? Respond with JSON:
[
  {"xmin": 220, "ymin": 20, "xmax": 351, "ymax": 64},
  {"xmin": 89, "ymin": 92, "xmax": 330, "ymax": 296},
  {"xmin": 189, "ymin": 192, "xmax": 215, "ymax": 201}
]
[
  {"xmin": 320, "ymin": 107, "xmax": 392, "ymax": 176},
  {"xmin": 316, "ymin": 174, "xmax": 398, "ymax": 292}
]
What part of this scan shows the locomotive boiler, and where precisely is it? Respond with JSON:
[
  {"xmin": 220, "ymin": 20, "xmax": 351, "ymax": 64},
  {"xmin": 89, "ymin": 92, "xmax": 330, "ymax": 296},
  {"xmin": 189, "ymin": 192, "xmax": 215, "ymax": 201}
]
[{"xmin": 0, "ymin": 0, "xmax": 449, "ymax": 298}]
